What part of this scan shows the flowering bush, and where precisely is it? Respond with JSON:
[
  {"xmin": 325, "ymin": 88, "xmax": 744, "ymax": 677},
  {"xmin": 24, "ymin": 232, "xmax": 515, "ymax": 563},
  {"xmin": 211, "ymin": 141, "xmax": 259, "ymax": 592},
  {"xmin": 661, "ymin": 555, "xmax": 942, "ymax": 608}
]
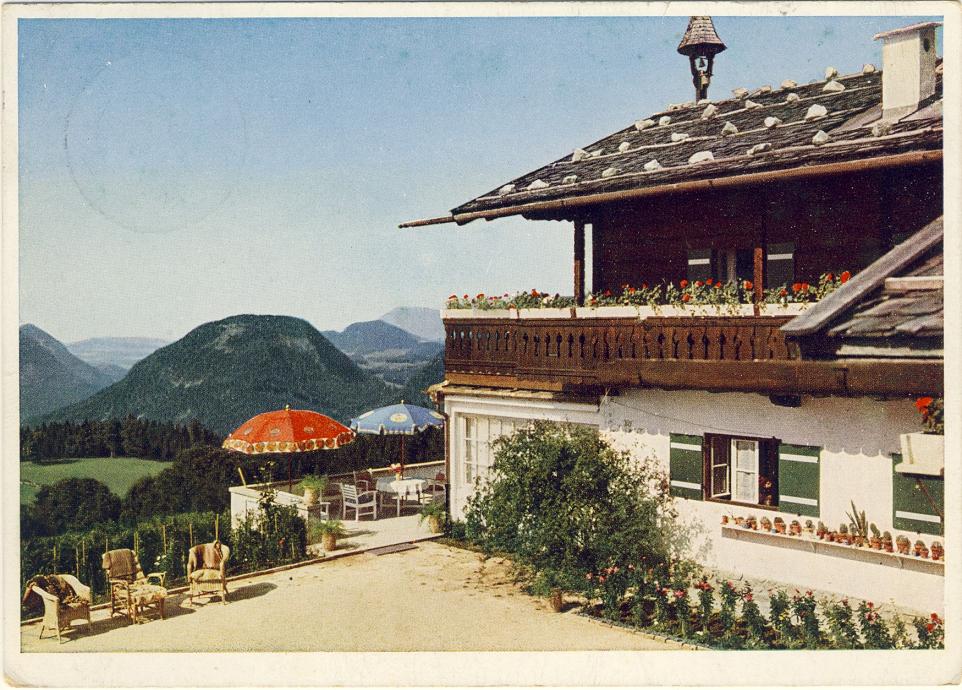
[
  {"xmin": 914, "ymin": 612, "xmax": 944, "ymax": 649},
  {"xmin": 858, "ymin": 601, "xmax": 894, "ymax": 649},
  {"xmin": 718, "ymin": 580, "xmax": 739, "ymax": 638},
  {"xmin": 446, "ymin": 271, "xmax": 850, "ymax": 310},
  {"xmin": 791, "ymin": 590, "xmax": 822, "ymax": 648},
  {"xmin": 695, "ymin": 576, "xmax": 714, "ymax": 631},
  {"xmin": 915, "ymin": 396, "xmax": 944, "ymax": 434},
  {"xmin": 740, "ymin": 586, "xmax": 769, "ymax": 648},
  {"xmin": 824, "ymin": 598, "xmax": 861, "ymax": 649},
  {"xmin": 769, "ymin": 589, "xmax": 799, "ymax": 647}
]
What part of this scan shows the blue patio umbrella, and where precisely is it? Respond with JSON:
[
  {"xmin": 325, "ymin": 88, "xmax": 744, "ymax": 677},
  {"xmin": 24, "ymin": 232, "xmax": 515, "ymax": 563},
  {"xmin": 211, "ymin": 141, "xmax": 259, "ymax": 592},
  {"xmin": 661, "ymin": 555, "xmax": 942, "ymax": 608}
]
[{"xmin": 350, "ymin": 401, "xmax": 444, "ymax": 474}]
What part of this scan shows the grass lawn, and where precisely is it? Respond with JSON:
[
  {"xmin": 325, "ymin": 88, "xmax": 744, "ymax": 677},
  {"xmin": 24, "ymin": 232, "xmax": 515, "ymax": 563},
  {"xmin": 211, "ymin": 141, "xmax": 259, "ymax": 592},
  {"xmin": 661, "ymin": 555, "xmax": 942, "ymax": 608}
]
[{"xmin": 20, "ymin": 457, "xmax": 172, "ymax": 504}]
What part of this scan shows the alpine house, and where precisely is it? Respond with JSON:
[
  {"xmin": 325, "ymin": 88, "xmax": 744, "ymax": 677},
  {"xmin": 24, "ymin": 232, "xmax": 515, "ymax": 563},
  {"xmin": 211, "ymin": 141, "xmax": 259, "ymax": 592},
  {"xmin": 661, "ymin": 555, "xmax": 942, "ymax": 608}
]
[{"xmin": 404, "ymin": 18, "xmax": 945, "ymax": 612}]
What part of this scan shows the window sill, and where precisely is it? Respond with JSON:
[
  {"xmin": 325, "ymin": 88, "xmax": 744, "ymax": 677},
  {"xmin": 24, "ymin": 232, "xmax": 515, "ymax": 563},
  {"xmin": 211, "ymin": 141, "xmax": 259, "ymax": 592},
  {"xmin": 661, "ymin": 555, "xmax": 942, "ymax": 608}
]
[
  {"xmin": 706, "ymin": 497, "xmax": 780, "ymax": 513},
  {"xmin": 720, "ymin": 525, "xmax": 944, "ymax": 574}
]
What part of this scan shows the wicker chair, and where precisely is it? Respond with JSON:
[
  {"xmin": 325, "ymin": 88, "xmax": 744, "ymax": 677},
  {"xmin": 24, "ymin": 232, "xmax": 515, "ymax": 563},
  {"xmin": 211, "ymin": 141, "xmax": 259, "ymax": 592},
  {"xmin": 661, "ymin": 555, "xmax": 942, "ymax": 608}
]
[
  {"xmin": 187, "ymin": 542, "xmax": 230, "ymax": 605},
  {"xmin": 30, "ymin": 574, "xmax": 92, "ymax": 643},
  {"xmin": 102, "ymin": 548, "xmax": 167, "ymax": 623},
  {"xmin": 419, "ymin": 480, "xmax": 447, "ymax": 505}
]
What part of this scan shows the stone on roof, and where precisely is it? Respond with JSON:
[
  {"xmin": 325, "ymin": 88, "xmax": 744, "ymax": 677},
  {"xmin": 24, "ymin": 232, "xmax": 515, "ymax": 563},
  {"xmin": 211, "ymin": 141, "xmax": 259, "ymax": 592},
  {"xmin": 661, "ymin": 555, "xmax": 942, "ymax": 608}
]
[
  {"xmin": 812, "ymin": 130, "xmax": 830, "ymax": 146},
  {"xmin": 498, "ymin": 184, "xmax": 515, "ymax": 196},
  {"xmin": 571, "ymin": 148, "xmax": 588, "ymax": 162},
  {"xmin": 562, "ymin": 174, "xmax": 578, "ymax": 184},
  {"xmin": 764, "ymin": 116, "xmax": 782, "ymax": 128},
  {"xmin": 635, "ymin": 119, "xmax": 656, "ymax": 131},
  {"xmin": 743, "ymin": 99, "xmax": 762, "ymax": 109},
  {"xmin": 871, "ymin": 120, "xmax": 893, "ymax": 137},
  {"xmin": 701, "ymin": 103, "xmax": 719, "ymax": 119},
  {"xmin": 823, "ymin": 80, "xmax": 846, "ymax": 93},
  {"xmin": 658, "ymin": 116, "xmax": 671, "ymax": 127},
  {"xmin": 643, "ymin": 159, "xmax": 662, "ymax": 171},
  {"xmin": 732, "ymin": 87, "xmax": 749, "ymax": 99},
  {"xmin": 527, "ymin": 179, "xmax": 549, "ymax": 190},
  {"xmin": 781, "ymin": 79, "xmax": 798, "ymax": 89},
  {"xmin": 785, "ymin": 93, "xmax": 801, "ymax": 103},
  {"xmin": 446, "ymin": 66, "xmax": 942, "ymax": 220},
  {"xmin": 601, "ymin": 167, "xmax": 619, "ymax": 178},
  {"xmin": 721, "ymin": 122, "xmax": 738, "ymax": 136},
  {"xmin": 688, "ymin": 150, "xmax": 714, "ymax": 164},
  {"xmin": 618, "ymin": 141, "xmax": 631, "ymax": 152},
  {"xmin": 825, "ymin": 66, "xmax": 839, "ymax": 79},
  {"xmin": 863, "ymin": 63, "xmax": 876, "ymax": 74}
]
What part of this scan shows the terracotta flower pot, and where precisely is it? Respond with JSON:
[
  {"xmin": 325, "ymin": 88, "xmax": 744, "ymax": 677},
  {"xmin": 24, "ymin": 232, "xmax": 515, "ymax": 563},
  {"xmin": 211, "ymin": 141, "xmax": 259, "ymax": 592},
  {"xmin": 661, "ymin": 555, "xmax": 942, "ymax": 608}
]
[
  {"xmin": 427, "ymin": 515, "xmax": 444, "ymax": 534},
  {"xmin": 548, "ymin": 588, "xmax": 564, "ymax": 613},
  {"xmin": 721, "ymin": 515, "xmax": 729, "ymax": 525},
  {"xmin": 322, "ymin": 533, "xmax": 337, "ymax": 552},
  {"xmin": 774, "ymin": 522, "xmax": 786, "ymax": 535},
  {"xmin": 869, "ymin": 537, "xmax": 882, "ymax": 550},
  {"xmin": 883, "ymin": 541, "xmax": 894, "ymax": 553},
  {"xmin": 303, "ymin": 487, "xmax": 320, "ymax": 506}
]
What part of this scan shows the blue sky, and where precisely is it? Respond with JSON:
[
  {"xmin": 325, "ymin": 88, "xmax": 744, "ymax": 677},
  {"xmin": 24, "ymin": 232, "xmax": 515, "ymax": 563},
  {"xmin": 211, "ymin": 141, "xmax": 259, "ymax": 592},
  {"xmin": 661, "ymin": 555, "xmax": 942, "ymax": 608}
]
[{"xmin": 18, "ymin": 14, "xmax": 942, "ymax": 342}]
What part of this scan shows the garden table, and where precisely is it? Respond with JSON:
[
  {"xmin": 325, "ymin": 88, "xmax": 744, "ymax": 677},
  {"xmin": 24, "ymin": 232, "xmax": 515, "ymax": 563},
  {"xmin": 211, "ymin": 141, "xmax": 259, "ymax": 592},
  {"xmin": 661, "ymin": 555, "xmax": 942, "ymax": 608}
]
[{"xmin": 375, "ymin": 477, "xmax": 426, "ymax": 516}]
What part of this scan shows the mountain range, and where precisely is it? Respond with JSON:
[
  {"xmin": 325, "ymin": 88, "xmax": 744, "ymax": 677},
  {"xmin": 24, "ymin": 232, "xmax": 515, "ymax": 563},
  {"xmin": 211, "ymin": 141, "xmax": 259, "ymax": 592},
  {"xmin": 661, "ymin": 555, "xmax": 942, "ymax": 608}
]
[
  {"xmin": 42, "ymin": 314, "xmax": 403, "ymax": 434},
  {"xmin": 19, "ymin": 324, "xmax": 123, "ymax": 421},
  {"xmin": 67, "ymin": 336, "xmax": 170, "ymax": 371},
  {"xmin": 322, "ymin": 319, "xmax": 443, "ymax": 387}
]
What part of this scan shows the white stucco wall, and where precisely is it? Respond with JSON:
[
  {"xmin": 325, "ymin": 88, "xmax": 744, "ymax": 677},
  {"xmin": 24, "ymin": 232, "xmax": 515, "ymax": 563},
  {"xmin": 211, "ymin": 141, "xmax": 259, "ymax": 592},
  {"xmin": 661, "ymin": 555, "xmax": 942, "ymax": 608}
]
[{"xmin": 444, "ymin": 388, "xmax": 943, "ymax": 613}]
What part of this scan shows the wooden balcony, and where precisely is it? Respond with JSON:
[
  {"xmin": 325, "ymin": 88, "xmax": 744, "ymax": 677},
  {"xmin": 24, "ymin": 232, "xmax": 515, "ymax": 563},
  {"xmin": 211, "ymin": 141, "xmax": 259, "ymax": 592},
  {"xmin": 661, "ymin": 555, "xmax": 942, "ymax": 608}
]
[
  {"xmin": 441, "ymin": 312, "xmax": 942, "ymax": 397},
  {"xmin": 443, "ymin": 314, "xmax": 796, "ymax": 393}
]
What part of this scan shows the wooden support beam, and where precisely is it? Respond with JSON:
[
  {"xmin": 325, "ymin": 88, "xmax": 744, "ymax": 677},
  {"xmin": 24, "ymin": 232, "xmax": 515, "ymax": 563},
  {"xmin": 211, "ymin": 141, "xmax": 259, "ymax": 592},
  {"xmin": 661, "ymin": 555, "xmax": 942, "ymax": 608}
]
[
  {"xmin": 753, "ymin": 245, "xmax": 765, "ymax": 316},
  {"xmin": 573, "ymin": 221, "xmax": 586, "ymax": 306}
]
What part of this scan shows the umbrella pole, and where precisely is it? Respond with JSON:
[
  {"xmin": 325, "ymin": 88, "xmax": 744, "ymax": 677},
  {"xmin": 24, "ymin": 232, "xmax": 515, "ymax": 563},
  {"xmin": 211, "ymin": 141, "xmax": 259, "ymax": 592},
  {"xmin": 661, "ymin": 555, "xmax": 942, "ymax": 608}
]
[
  {"xmin": 399, "ymin": 435, "xmax": 405, "ymax": 476},
  {"xmin": 288, "ymin": 456, "xmax": 293, "ymax": 493}
]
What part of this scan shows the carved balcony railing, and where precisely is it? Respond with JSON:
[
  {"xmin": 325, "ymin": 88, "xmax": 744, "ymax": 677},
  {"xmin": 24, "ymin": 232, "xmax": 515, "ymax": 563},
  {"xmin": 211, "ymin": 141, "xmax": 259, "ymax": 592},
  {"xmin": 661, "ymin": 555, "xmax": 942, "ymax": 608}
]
[{"xmin": 443, "ymin": 315, "xmax": 796, "ymax": 391}]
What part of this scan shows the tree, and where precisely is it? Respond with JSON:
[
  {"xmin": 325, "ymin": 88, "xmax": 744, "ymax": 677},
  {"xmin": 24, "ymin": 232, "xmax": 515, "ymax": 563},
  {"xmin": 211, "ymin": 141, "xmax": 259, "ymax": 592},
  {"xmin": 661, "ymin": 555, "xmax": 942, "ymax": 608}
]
[
  {"xmin": 465, "ymin": 422, "xmax": 693, "ymax": 595},
  {"xmin": 29, "ymin": 478, "xmax": 121, "ymax": 536}
]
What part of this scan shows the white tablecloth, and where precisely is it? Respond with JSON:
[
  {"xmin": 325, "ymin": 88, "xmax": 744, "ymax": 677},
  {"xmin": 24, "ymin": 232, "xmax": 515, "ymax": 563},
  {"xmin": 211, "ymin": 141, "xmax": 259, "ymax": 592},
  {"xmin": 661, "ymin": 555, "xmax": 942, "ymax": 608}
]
[{"xmin": 389, "ymin": 478, "xmax": 426, "ymax": 499}]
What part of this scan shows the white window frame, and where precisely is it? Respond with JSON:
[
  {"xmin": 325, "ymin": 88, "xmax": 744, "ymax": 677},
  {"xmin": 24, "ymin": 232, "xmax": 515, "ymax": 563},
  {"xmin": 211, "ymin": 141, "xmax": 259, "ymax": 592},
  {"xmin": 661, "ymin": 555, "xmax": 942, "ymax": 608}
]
[
  {"xmin": 460, "ymin": 415, "xmax": 519, "ymax": 487},
  {"xmin": 710, "ymin": 441, "xmax": 730, "ymax": 498},
  {"xmin": 731, "ymin": 438, "xmax": 760, "ymax": 504}
]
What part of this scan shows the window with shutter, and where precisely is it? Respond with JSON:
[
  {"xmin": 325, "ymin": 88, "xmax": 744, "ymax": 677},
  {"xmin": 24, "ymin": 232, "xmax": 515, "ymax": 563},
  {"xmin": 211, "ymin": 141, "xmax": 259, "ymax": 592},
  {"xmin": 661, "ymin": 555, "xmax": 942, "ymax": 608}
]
[
  {"xmin": 703, "ymin": 433, "xmax": 777, "ymax": 507},
  {"xmin": 766, "ymin": 242, "xmax": 795, "ymax": 288},
  {"xmin": 669, "ymin": 433, "xmax": 703, "ymax": 500},
  {"xmin": 892, "ymin": 454, "xmax": 943, "ymax": 535},
  {"xmin": 686, "ymin": 249, "xmax": 712, "ymax": 282},
  {"xmin": 777, "ymin": 443, "xmax": 820, "ymax": 517}
]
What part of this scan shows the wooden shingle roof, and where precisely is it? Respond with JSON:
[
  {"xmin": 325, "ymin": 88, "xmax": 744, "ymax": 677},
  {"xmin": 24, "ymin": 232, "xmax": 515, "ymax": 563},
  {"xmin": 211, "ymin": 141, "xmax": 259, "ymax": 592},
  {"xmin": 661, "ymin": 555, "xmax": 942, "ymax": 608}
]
[{"xmin": 441, "ymin": 68, "xmax": 942, "ymax": 223}]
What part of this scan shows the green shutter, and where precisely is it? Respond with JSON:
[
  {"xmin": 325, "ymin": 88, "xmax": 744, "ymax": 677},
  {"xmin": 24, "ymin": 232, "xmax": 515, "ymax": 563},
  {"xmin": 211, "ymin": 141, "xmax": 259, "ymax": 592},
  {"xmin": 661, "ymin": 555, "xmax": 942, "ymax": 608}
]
[
  {"xmin": 777, "ymin": 443, "xmax": 820, "ymax": 517},
  {"xmin": 892, "ymin": 454, "xmax": 943, "ymax": 535},
  {"xmin": 669, "ymin": 433, "xmax": 703, "ymax": 500}
]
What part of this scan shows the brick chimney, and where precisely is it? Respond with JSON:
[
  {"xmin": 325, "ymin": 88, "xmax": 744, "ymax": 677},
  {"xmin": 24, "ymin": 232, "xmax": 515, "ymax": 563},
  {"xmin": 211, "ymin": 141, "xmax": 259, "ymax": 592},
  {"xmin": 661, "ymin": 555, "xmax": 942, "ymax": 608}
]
[{"xmin": 873, "ymin": 22, "xmax": 941, "ymax": 120}]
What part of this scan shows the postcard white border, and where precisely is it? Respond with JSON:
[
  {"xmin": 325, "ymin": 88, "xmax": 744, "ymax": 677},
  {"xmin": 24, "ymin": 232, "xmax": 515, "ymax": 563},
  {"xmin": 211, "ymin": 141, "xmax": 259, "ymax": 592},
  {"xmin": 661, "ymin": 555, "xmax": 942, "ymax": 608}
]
[{"xmin": 2, "ymin": 1, "xmax": 960, "ymax": 687}]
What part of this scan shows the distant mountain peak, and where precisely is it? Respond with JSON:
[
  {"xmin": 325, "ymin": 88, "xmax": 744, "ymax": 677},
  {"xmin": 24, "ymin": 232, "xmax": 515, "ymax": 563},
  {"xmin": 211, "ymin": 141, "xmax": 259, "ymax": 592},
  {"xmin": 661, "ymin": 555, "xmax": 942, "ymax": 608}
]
[{"xmin": 379, "ymin": 306, "xmax": 444, "ymax": 343}]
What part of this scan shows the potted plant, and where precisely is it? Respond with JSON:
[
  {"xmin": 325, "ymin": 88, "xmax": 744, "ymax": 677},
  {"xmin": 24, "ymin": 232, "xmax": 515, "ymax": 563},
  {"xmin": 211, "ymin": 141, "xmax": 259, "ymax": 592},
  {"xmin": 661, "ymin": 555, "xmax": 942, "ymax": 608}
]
[
  {"xmin": 310, "ymin": 519, "xmax": 347, "ymax": 553},
  {"xmin": 746, "ymin": 515, "xmax": 758, "ymax": 530},
  {"xmin": 390, "ymin": 462, "xmax": 403, "ymax": 480},
  {"xmin": 720, "ymin": 515, "xmax": 729, "ymax": 525},
  {"xmin": 846, "ymin": 502, "xmax": 869, "ymax": 547},
  {"xmin": 531, "ymin": 570, "xmax": 565, "ymax": 613},
  {"xmin": 300, "ymin": 475, "xmax": 328, "ymax": 506},
  {"xmin": 931, "ymin": 541, "xmax": 943, "ymax": 561},
  {"xmin": 869, "ymin": 524, "xmax": 882, "ymax": 550},
  {"xmin": 816, "ymin": 521, "xmax": 827, "ymax": 540},
  {"xmin": 882, "ymin": 531, "xmax": 894, "ymax": 553},
  {"xmin": 803, "ymin": 520, "xmax": 815, "ymax": 538},
  {"xmin": 896, "ymin": 535, "xmax": 911, "ymax": 555},
  {"xmin": 789, "ymin": 520, "xmax": 801, "ymax": 536},
  {"xmin": 837, "ymin": 524, "xmax": 849, "ymax": 545},
  {"xmin": 773, "ymin": 517, "xmax": 786, "ymax": 534},
  {"xmin": 419, "ymin": 500, "xmax": 447, "ymax": 534},
  {"xmin": 898, "ymin": 397, "xmax": 944, "ymax": 476},
  {"xmin": 760, "ymin": 516, "xmax": 772, "ymax": 533}
]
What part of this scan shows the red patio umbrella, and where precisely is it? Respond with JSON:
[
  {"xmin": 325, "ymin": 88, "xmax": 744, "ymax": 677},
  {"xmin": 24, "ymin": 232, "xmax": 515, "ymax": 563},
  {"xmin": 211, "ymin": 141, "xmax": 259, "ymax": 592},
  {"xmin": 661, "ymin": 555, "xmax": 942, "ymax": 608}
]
[{"xmin": 223, "ymin": 405, "xmax": 356, "ymax": 491}]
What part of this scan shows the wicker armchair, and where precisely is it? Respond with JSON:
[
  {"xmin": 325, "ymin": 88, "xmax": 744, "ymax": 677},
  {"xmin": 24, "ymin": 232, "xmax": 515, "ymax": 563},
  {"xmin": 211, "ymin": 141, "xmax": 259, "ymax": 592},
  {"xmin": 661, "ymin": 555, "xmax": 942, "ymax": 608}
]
[
  {"xmin": 187, "ymin": 542, "xmax": 230, "ymax": 605},
  {"xmin": 102, "ymin": 548, "xmax": 167, "ymax": 623},
  {"xmin": 29, "ymin": 574, "xmax": 91, "ymax": 643}
]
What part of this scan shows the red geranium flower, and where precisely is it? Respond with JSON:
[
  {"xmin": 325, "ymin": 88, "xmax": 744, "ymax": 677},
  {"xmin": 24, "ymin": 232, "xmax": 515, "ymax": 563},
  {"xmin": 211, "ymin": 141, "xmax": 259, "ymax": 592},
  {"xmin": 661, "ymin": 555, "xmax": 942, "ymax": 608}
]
[
  {"xmin": 681, "ymin": 294, "xmax": 691, "ymax": 303},
  {"xmin": 780, "ymin": 288, "xmax": 788, "ymax": 297},
  {"xmin": 448, "ymin": 294, "xmax": 457, "ymax": 300},
  {"xmin": 603, "ymin": 289, "xmax": 612, "ymax": 297},
  {"xmin": 706, "ymin": 278, "xmax": 713, "ymax": 285},
  {"xmin": 743, "ymin": 280, "xmax": 753, "ymax": 291},
  {"xmin": 641, "ymin": 282, "xmax": 648, "ymax": 289},
  {"xmin": 915, "ymin": 396, "xmax": 934, "ymax": 411},
  {"xmin": 926, "ymin": 622, "xmax": 936, "ymax": 633},
  {"xmin": 715, "ymin": 282, "xmax": 722, "ymax": 289},
  {"xmin": 825, "ymin": 272, "xmax": 835, "ymax": 281},
  {"xmin": 695, "ymin": 280, "xmax": 704, "ymax": 288},
  {"xmin": 840, "ymin": 270, "xmax": 851, "ymax": 283},
  {"xmin": 463, "ymin": 294, "xmax": 469, "ymax": 299},
  {"xmin": 744, "ymin": 592, "xmax": 753, "ymax": 602},
  {"xmin": 679, "ymin": 279, "xmax": 689, "ymax": 288},
  {"xmin": 792, "ymin": 282, "xmax": 802, "ymax": 292}
]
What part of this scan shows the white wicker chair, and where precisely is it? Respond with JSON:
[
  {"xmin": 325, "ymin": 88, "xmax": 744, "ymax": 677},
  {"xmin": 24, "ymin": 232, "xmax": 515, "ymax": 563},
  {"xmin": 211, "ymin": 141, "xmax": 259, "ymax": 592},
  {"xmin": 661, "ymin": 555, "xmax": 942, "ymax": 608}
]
[
  {"xmin": 340, "ymin": 483, "xmax": 378, "ymax": 521},
  {"xmin": 32, "ymin": 574, "xmax": 92, "ymax": 643}
]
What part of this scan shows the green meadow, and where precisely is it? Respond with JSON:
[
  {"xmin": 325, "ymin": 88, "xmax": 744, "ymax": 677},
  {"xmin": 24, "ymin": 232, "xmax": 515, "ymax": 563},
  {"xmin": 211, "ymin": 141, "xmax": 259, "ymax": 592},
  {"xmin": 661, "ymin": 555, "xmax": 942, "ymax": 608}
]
[{"xmin": 19, "ymin": 457, "xmax": 173, "ymax": 505}]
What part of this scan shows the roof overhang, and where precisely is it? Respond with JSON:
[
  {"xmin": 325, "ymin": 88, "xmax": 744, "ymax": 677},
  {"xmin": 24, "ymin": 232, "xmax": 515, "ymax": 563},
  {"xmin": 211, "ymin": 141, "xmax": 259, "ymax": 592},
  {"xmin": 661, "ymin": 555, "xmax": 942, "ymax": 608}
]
[{"xmin": 400, "ymin": 149, "xmax": 942, "ymax": 228}]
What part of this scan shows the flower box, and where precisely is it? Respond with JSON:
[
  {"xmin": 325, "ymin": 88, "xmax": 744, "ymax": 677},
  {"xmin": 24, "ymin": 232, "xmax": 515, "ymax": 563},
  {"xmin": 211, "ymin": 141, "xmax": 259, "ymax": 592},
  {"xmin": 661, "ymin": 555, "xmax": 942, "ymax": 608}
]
[
  {"xmin": 441, "ymin": 308, "xmax": 516, "ymax": 320},
  {"xmin": 517, "ymin": 307, "xmax": 576, "ymax": 319},
  {"xmin": 574, "ymin": 306, "xmax": 642, "ymax": 318},
  {"xmin": 896, "ymin": 432, "xmax": 944, "ymax": 476}
]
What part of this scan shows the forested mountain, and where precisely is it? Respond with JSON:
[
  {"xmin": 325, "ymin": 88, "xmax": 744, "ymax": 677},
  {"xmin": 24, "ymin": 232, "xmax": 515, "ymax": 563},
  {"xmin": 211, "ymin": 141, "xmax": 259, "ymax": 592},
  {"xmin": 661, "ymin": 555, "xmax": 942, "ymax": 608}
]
[
  {"xmin": 322, "ymin": 319, "xmax": 443, "ymax": 386},
  {"xmin": 44, "ymin": 314, "xmax": 395, "ymax": 434},
  {"xmin": 400, "ymin": 353, "xmax": 445, "ymax": 407},
  {"xmin": 19, "ymin": 324, "xmax": 119, "ymax": 422}
]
